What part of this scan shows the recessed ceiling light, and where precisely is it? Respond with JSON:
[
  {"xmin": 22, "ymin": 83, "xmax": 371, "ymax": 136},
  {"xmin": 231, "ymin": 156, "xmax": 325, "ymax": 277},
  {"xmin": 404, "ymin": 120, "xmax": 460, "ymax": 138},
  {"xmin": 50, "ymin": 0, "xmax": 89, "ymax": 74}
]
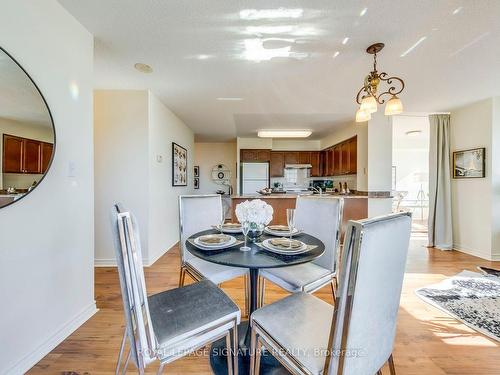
[
  {"xmin": 405, "ymin": 130, "xmax": 422, "ymax": 136},
  {"xmin": 240, "ymin": 8, "xmax": 303, "ymax": 20},
  {"xmin": 257, "ymin": 130, "xmax": 312, "ymax": 138},
  {"xmin": 342, "ymin": 37, "xmax": 350, "ymax": 45},
  {"xmin": 134, "ymin": 63, "xmax": 153, "ymax": 73},
  {"xmin": 400, "ymin": 36, "xmax": 427, "ymax": 57},
  {"xmin": 333, "ymin": 51, "xmax": 340, "ymax": 58},
  {"xmin": 452, "ymin": 7, "xmax": 463, "ymax": 15},
  {"xmin": 217, "ymin": 97, "xmax": 244, "ymax": 101},
  {"xmin": 360, "ymin": 7, "xmax": 368, "ymax": 17}
]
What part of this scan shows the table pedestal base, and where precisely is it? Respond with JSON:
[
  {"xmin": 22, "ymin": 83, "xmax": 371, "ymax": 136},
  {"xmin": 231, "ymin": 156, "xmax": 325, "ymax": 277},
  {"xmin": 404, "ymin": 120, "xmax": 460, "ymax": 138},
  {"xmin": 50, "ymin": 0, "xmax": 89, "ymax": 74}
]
[{"xmin": 209, "ymin": 321, "xmax": 289, "ymax": 375}]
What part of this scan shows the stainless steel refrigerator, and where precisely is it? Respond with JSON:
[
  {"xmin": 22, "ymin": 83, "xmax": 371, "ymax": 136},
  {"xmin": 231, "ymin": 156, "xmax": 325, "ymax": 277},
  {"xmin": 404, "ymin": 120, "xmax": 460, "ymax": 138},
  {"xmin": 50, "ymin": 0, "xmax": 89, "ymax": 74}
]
[{"xmin": 241, "ymin": 162, "xmax": 269, "ymax": 194}]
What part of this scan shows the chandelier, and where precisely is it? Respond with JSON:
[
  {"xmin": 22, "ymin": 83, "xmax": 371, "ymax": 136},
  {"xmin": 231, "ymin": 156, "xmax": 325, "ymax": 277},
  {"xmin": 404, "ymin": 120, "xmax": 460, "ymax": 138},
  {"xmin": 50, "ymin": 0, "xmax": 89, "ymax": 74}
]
[{"xmin": 355, "ymin": 43, "xmax": 405, "ymax": 122}]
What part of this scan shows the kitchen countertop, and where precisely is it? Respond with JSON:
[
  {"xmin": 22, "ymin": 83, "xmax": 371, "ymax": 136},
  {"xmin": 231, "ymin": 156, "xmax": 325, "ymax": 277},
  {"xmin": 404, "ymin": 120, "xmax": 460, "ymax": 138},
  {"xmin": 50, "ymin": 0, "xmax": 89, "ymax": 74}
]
[{"xmin": 231, "ymin": 193, "xmax": 391, "ymax": 199}]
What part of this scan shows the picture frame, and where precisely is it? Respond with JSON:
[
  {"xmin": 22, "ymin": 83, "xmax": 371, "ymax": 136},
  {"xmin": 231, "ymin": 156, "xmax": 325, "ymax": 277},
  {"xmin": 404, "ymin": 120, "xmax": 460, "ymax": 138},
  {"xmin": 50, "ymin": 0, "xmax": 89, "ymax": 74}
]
[
  {"xmin": 194, "ymin": 177, "xmax": 199, "ymax": 189},
  {"xmin": 172, "ymin": 142, "xmax": 187, "ymax": 186},
  {"xmin": 194, "ymin": 165, "xmax": 199, "ymax": 177},
  {"xmin": 452, "ymin": 147, "xmax": 485, "ymax": 179}
]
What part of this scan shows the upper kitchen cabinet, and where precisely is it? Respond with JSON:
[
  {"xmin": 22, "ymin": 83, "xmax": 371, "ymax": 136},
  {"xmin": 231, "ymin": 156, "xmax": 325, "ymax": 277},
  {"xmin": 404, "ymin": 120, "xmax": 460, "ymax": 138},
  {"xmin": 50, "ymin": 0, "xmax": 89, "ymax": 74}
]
[
  {"xmin": 320, "ymin": 135, "xmax": 357, "ymax": 176},
  {"xmin": 348, "ymin": 137, "xmax": 357, "ymax": 174},
  {"xmin": 240, "ymin": 149, "xmax": 271, "ymax": 162},
  {"xmin": 284, "ymin": 151, "xmax": 299, "ymax": 165},
  {"xmin": 298, "ymin": 151, "xmax": 311, "ymax": 164},
  {"xmin": 2, "ymin": 134, "xmax": 53, "ymax": 174},
  {"xmin": 310, "ymin": 151, "xmax": 321, "ymax": 177},
  {"xmin": 270, "ymin": 151, "xmax": 285, "ymax": 177}
]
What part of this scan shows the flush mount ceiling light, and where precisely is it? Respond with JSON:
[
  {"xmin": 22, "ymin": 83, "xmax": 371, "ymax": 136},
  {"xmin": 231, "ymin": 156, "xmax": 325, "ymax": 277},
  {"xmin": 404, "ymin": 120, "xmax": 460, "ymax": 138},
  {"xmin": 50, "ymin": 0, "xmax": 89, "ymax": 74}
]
[
  {"xmin": 257, "ymin": 130, "xmax": 312, "ymax": 138},
  {"xmin": 240, "ymin": 8, "xmax": 303, "ymax": 20},
  {"xmin": 355, "ymin": 43, "xmax": 405, "ymax": 122},
  {"xmin": 134, "ymin": 63, "xmax": 153, "ymax": 73},
  {"xmin": 405, "ymin": 130, "xmax": 422, "ymax": 136},
  {"xmin": 216, "ymin": 97, "xmax": 243, "ymax": 101}
]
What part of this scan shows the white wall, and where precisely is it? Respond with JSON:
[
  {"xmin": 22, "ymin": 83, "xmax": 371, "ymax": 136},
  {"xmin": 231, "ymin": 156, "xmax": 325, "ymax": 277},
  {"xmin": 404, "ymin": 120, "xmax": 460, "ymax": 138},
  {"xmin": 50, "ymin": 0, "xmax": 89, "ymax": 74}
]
[
  {"xmin": 148, "ymin": 92, "xmax": 194, "ymax": 264},
  {"xmin": 94, "ymin": 90, "xmax": 150, "ymax": 263},
  {"xmin": 194, "ymin": 142, "xmax": 236, "ymax": 194},
  {"xmin": 491, "ymin": 97, "xmax": 500, "ymax": 260},
  {"xmin": 450, "ymin": 99, "xmax": 495, "ymax": 260},
  {"xmin": 0, "ymin": 2, "xmax": 95, "ymax": 374},
  {"xmin": 94, "ymin": 90, "xmax": 194, "ymax": 266}
]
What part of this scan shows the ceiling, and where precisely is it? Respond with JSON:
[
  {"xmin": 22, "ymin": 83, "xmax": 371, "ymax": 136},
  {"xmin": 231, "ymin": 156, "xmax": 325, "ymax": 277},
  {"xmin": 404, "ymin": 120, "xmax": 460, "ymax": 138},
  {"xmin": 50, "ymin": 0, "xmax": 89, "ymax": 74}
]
[
  {"xmin": 0, "ymin": 49, "xmax": 52, "ymax": 127},
  {"xmin": 58, "ymin": 0, "xmax": 500, "ymax": 141}
]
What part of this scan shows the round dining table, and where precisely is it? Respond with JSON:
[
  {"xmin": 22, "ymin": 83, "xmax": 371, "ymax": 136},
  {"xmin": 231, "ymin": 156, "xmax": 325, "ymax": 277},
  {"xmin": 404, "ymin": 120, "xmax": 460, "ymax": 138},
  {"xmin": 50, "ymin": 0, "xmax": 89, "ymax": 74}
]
[{"xmin": 185, "ymin": 228, "xmax": 325, "ymax": 375}]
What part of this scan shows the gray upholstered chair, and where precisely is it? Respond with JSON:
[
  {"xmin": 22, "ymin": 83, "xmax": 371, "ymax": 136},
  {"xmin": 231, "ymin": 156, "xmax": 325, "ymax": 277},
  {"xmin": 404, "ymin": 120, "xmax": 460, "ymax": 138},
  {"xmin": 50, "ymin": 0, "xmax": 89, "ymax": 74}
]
[
  {"xmin": 111, "ymin": 204, "xmax": 240, "ymax": 374},
  {"xmin": 250, "ymin": 212, "xmax": 412, "ymax": 375},
  {"xmin": 258, "ymin": 196, "xmax": 343, "ymax": 306},
  {"xmin": 179, "ymin": 195, "xmax": 249, "ymax": 312}
]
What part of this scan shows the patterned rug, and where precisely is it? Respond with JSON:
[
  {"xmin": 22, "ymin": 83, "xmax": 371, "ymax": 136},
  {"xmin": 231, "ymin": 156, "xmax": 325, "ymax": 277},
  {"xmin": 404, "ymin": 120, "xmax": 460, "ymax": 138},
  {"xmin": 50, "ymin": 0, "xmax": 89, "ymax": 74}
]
[{"xmin": 416, "ymin": 270, "xmax": 500, "ymax": 341}]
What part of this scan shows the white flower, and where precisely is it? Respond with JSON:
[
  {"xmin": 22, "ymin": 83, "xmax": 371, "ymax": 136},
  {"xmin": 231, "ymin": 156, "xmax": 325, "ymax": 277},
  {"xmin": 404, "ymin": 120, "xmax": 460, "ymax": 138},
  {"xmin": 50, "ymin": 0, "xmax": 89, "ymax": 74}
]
[{"xmin": 235, "ymin": 199, "xmax": 273, "ymax": 225}]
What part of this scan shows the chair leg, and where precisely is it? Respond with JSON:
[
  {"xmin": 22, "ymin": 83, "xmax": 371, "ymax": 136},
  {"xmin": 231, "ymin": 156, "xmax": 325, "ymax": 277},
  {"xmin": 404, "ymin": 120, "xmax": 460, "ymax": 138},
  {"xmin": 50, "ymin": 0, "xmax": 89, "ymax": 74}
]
[
  {"xmin": 115, "ymin": 328, "xmax": 127, "ymax": 375},
  {"xmin": 156, "ymin": 362, "xmax": 165, "ymax": 375},
  {"xmin": 121, "ymin": 349, "xmax": 131, "ymax": 375},
  {"xmin": 388, "ymin": 354, "xmax": 396, "ymax": 375},
  {"xmin": 179, "ymin": 265, "xmax": 186, "ymax": 287},
  {"xmin": 226, "ymin": 332, "xmax": 234, "ymax": 375},
  {"xmin": 258, "ymin": 276, "xmax": 265, "ymax": 308},
  {"xmin": 232, "ymin": 323, "xmax": 239, "ymax": 375},
  {"xmin": 249, "ymin": 326, "xmax": 257, "ymax": 375},
  {"xmin": 242, "ymin": 273, "xmax": 249, "ymax": 318},
  {"xmin": 254, "ymin": 339, "xmax": 262, "ymax": 375},
  {"xmin": 330, "ymin": 278, "xmax": 337, "ymax": 300}
]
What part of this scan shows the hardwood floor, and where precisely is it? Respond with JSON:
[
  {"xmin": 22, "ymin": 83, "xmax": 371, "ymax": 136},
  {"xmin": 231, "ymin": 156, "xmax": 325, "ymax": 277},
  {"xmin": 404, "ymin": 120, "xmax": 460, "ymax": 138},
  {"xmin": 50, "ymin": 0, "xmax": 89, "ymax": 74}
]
[{"xmin": 30, "ymin": 235, "xmax": 500, "ymax": 374}]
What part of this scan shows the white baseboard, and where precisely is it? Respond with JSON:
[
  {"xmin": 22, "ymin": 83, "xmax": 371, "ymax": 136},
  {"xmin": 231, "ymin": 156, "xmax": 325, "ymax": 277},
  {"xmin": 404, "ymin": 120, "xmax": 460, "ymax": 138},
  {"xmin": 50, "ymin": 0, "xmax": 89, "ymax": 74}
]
[
  {"xmin": 453, "ymin": 243, "xmax": 495, "ymax": 261},
  {"xmin": 95, "ymin": 242, "xmax": 177, "ymax": 267},
  {"xmin": 5, "ymin": 302, "xmax": 98, "ymax": 375}
]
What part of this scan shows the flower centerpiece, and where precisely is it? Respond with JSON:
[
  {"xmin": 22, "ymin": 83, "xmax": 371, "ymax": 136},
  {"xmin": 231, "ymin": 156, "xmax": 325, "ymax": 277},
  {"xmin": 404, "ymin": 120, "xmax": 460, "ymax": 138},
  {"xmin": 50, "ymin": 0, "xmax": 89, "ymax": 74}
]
[{"xmin": 235, "ymin": 199, "xmax": 274, "ymax": 242}]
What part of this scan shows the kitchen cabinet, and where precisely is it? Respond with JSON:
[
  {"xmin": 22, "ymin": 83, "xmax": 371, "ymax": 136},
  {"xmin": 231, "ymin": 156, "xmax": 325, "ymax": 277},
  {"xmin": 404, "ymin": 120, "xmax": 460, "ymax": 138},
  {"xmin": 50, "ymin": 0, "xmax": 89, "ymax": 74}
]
[
  {"xmin": 240, "ymin": 149, "xmax": 271, "ymax": 162},
  {"xmin": 2, "ymin": 134, "xmax": 53, "ymax": 174},
  {"xmin": 348, "ymin": 137, "xmax": 357, "ymax": 174},
  {"xmin": 341, "ymin": 142, "xmax": 349, "ymax": 175},
  {"xmin": 310, "ymin": 151, "xmax": 321, "ymax": 177},
  {"xmin": 298, "ymin": 151, "xmax": 310, "ymax": 164},
  {"xmin": 333, "ymin": 146, "xmax": 341, "ymax": 175},
  {"xmin": 319, "ymin": 136, "xmax": 357, "ymax": 176},
  {"xmin": 284, "ymin": 151, "xmax": 299, "ymax": 165},
  {"xmin": 270, "ymin": 152, "xmax": 285, "ymax": 177}
]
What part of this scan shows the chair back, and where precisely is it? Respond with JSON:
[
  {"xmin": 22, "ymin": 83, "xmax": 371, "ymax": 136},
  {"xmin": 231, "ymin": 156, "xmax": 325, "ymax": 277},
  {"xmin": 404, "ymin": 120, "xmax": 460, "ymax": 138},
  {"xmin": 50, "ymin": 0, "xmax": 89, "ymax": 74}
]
[
  {"xmin": 179, "ymin": 195, "xmax": 223, "ymax": 262},
  {"xmin": 111, "ymin": 204, "xmax": 156, "ymax": 370},
  {"xmin": 326, "ymin": 212, "xmax": 411, "ymax": 375},
  {"xmin": 295, "ymin": 196, "xmax": 343, "ymax": 272}
]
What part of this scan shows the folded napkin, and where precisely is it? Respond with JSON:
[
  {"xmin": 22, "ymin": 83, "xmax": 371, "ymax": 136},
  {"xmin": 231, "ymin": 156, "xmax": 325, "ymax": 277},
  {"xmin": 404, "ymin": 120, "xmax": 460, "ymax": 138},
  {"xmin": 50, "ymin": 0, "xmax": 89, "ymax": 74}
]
[
  {"xmin": 188, "ymin": 238, "xmax": 243, "ymax": 250},
  {"xmin": 267, "ymin": 225, "xmax": 290, "ymax": 232},
  {"xmin": 255, "ymin": 241, "xmax": 317, "ymax": 253}
]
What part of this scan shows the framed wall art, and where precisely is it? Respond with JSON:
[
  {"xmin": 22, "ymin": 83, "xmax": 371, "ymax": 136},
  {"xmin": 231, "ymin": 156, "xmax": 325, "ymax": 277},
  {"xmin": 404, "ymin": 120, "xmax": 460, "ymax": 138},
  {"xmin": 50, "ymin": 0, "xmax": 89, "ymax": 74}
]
[
  {"xmin": 172, "ymin": 142, "xmax": 187, "ymax": 186},
  {"xmin": 452, "ymin": 147, "xmax": 485, "ymax": 179}
]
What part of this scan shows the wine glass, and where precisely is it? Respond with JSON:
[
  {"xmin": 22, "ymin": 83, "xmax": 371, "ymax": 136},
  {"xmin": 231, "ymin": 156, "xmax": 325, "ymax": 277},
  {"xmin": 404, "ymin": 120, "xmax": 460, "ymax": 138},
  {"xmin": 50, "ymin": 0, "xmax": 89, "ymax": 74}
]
[
  {"xmin": 240, "ymin": 221, "xmax": 251, "ymax": 251},
  {"xmin": 286, "ymin": 209, "xmax": 295, "ymax": 247},
  {"xmin": 219, "ymin": 210, "xmax": 225, "ymax": 235}
]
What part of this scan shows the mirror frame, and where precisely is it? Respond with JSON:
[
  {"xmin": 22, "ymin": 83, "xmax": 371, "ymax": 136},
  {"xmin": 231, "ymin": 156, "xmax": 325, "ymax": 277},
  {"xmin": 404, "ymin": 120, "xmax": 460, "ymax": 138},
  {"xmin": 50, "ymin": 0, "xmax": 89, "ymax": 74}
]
[{"xmin": 0, "ymin": 46, "xmax": 56, "ymax": 210}]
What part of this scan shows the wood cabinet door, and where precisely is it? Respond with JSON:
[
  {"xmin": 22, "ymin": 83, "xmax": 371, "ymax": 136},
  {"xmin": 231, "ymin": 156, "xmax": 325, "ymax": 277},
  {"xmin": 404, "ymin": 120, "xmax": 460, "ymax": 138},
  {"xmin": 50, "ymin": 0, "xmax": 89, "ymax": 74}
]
[
  {"xmin": 298, "ymin": 151, "xmax": 310, "ymax": 164},
  {"xmin": 23, "ymin": 139, "xmax": 42, "ymax": 173},
  {"xmin": 348, "ymin": 138, "xmax": 357, "ymax": 174},
  {"xmin": 340, "ymin": 142, "xmax": 349, "ymax": 174},
  {"xmin": 333, "ymin": 145, "xmax": 342, "ymax": 175},
  {"xmin": 310, "ymin": 152, "xmax": 321, "ymax": 177},
  {"xmin": 284, "ymin": 152, "xmax": 299, "ymax": 165},
  {"xmin": 270, "ymin": 152, "xmax": 285, "ymax": 177},
  {"xmin": 257, "ymin": 149, "xmax": 271, "ymax": 161},
  {"xmin": 41, "ymin": 142, "xmax": 53, "ymax": 173},
  {"xmin": 3, "ymin": 135, "xmax": 23, "ymax": 173},
  {"xmin": 241, "ymin": 149, "xmax": 258, "ymax": 161}
]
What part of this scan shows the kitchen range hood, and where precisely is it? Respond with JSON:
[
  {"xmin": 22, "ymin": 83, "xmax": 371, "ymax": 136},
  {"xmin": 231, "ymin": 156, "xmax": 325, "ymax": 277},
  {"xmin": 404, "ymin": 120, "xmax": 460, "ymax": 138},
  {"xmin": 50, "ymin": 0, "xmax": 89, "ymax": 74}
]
[{"xmin": 285, "ymin": 164, "xmax": 312, "ymax": 169}]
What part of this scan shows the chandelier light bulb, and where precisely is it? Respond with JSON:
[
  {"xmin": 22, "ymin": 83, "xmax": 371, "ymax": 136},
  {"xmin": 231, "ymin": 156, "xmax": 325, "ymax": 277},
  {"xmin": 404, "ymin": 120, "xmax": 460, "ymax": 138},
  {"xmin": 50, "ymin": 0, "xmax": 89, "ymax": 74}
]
[
  {"xmin": 385, "ymin": 95, "xmax": 403, "ymax": 115},
  {"xmin": 360, "ymin": 95, "xmax": 378, "ymax": 113},
  {"xmin": 355, "ymin": 108, "xmax": 371, "ymax": 122}
]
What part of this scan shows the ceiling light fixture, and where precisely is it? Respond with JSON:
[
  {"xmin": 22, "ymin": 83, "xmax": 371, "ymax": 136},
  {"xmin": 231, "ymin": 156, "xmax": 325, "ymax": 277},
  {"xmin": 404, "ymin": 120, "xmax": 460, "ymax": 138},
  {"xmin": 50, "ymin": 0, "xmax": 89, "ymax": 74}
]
[
  {"xmin": 400, "ymin": 36, "xmax": 427, "ymax": 57},
  {"xmin": 360, "ymin": 7, "xmax": 368, "ymax": 16},
  {"xmin": 134, "ymin": 63, "xmax": 153, "ymax": 73},
  {"xmin": 405, "ymin": 130, "xmax": 422, "ymax": 136},
  {"xmin": 217, "ymin": 97, "xmax": 243, "ymax": 101},
  {"xmin": 342, "ymin": 37, "xmax": 350, "ymax": 45},
  {"xmin": 239, "ymin": 8, "xmax": 303, "ymax": 20},
  {"xmin": 355, "ymin": 43, "xmax": 405, "ymax": 122},
  {"xmin": 257, "ymin": 130, "xmax": 312, "ymax": 138}
]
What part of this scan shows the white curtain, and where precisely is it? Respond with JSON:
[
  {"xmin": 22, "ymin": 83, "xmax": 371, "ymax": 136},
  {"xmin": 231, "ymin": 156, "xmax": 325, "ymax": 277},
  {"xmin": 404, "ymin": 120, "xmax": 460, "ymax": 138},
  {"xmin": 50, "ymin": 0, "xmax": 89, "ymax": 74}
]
[{"xmin": 428, "ymin": 114, "xmax": 453, "ymax": 250}]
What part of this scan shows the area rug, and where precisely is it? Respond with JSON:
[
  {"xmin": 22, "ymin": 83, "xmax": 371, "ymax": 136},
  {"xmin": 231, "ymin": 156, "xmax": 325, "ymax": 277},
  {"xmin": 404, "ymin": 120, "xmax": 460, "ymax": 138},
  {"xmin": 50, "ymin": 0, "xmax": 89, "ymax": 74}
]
[{"xmin": 415, "ymin": 270, "xmax": 500, "ymax": 341}]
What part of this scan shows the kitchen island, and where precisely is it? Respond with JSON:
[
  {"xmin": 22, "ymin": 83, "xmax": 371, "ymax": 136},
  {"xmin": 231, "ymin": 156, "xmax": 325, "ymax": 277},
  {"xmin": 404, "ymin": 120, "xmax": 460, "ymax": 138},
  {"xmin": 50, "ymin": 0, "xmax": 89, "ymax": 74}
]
[{"xmin": 230, "ymin": 194, "xmax": 369, "ymax": 237}]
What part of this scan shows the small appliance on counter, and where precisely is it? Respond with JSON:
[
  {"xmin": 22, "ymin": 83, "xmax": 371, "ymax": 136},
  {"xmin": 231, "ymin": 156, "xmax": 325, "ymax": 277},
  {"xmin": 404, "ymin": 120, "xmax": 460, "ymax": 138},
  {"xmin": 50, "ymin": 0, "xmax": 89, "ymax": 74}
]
[{"xmin": 310, "ymin": 180, "xmax": 333, "ymax": 191}]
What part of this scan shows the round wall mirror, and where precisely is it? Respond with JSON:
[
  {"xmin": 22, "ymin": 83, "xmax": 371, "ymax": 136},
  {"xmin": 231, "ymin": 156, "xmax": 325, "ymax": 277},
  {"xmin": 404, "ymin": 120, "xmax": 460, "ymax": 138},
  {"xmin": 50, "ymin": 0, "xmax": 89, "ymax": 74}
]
[{"xmin": 0, "ymin": 47, "xmax": 55, "ymax": 209}]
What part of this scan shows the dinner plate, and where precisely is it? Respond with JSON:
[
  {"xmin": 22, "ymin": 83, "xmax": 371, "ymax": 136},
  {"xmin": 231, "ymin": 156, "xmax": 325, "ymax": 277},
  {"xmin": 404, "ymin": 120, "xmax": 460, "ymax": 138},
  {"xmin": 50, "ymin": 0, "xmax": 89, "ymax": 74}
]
[
  {"xmin": 264, "ymin": 226, "xmax": 300, "ymax": 237},
  {"xmin": 193, "ymin": 235, "xmax": 237, "ymax": 250},
  {"xmin": 261, "ymin": 238, "xmax": 309, "ymax": 255},
  {"xmin": 214, "ymin": 223, "xmax": 242, "ymax": 233}
]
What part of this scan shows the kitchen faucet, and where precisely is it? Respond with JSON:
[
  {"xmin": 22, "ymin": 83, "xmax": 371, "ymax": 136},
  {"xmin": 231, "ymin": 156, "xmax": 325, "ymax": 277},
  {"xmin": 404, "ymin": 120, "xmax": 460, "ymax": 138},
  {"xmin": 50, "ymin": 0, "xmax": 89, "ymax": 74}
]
[{"xmin": 310, "ymin": 186, "xmax": 323, "ymax": 195}]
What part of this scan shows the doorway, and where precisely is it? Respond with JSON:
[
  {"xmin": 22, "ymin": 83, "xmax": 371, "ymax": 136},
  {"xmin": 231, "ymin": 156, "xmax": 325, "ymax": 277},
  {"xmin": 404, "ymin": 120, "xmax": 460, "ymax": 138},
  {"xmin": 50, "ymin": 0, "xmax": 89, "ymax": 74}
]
[{"xmin": 392, "ymin": 115, "xmax": 430, "ymax": 233}]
